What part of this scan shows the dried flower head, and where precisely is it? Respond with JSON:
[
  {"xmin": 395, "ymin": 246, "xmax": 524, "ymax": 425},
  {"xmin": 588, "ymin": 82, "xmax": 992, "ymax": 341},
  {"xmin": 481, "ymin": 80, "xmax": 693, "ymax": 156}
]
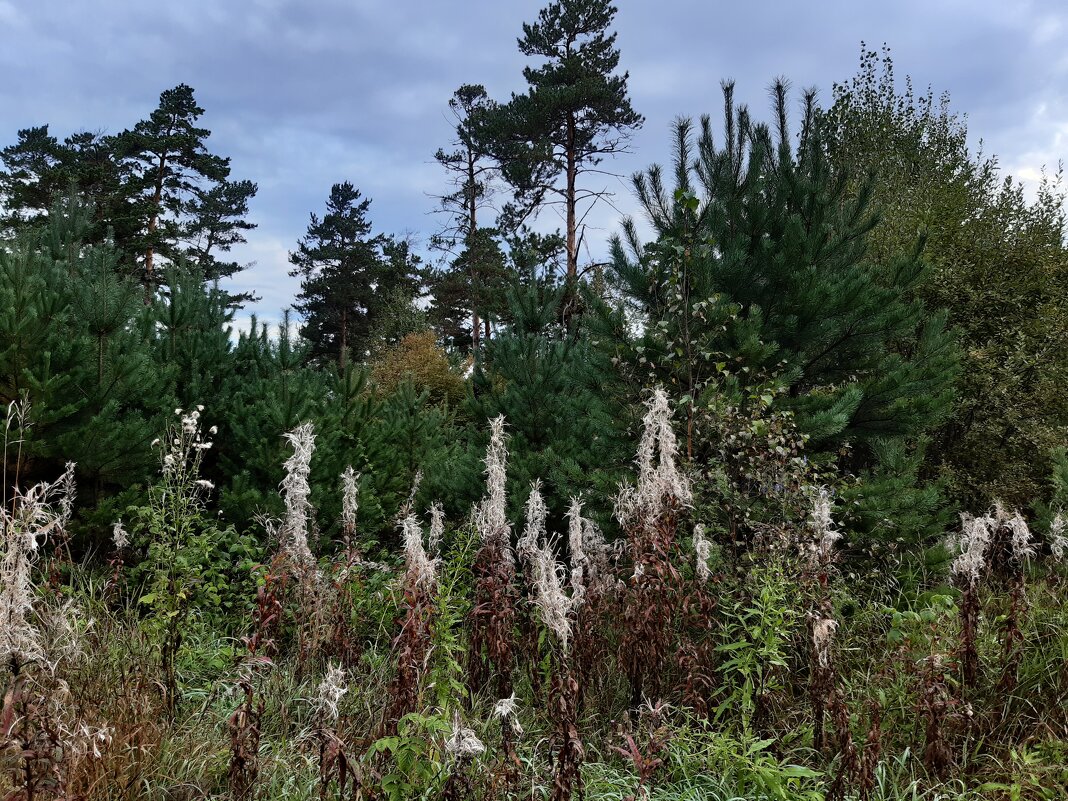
[
  {"xmin": 807, "ymin": 487, "xmax": 841, "ymax": 566},
  {"xmin": 428, "ymin": 502, "xmax": 445, "ymax": 556},
  {"xmin": 615, "ymin": 388, "xmax": 691, "ymax": 528},
  {"xmin": 281, "ymin": 423, "xmax": 316, "ymax": 568},
  {"xmin": 518, "ymin": 480, "xmax": 547, "ymax": 565},
  {"xmin": 493, "ymin": 694, "xmax": 524, "ymax": 738},
  {"xmin": 1005, "ymin": 510, "xmax": 1035, "ymax": 562},
  {"xmin": 811, "ymin": 616, "xmax": 838, "ymax": 669},
  {"xmin": 111, "ymin": 520, "xmax": 129, "ymax": 551},
  {"xmin": 693, "ymin": 523, "xmax": 713, "ymax": 584},
  {"xmin": 0, "ymin": 468, "xmax": 75, "ymax": 663},
  {"xmin": 445, "ymin": 713, "xmax": 485, "ymax": 760},
  {"xmin": 340, "ymin": 466, "xmax": 360, "ymax": 533},
  {"xmin": 316, "ymin": 663, "xmax": 348, "ymax": 721},
  {"xmin": 1051, "ymin": 513, "xmax": 1067, "ymax": 561},
  {"xmin": 529, "ymin": 535, "xmax": 575, "ymax": 652},
  {"xmin": 952, "ymin": 512, "xmax": 993, "ymax": 586},
  {"xmin": 474, "ymin": 416, "xmax": 512, "ymax": 559},
  {"xmin": 400, "ymin": 513, "xmax": 438, "ymax": 589}
]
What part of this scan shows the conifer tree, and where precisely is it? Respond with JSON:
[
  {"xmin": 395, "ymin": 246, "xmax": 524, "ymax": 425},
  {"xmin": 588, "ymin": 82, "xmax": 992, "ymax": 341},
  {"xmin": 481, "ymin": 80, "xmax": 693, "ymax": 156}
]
[
  {"xmin": 479, "ymin": 0, "xmax": 642, "ymax": 290},
  {"xmin": 432, "ymin": 84, "xmax": 510, "ymax": 351},
  {"xmin": 0, "ymin": 195, "xmax": 164, "ymax": 513},
  {"xmin": 468, "ymin": 281, "xmax": 620, "ymax": 522},
  {"xmin": 289, "ymin": 182, "xmax": 385, "ymax": 368},
  {"xmin": 597, "ymin": 82, "xmax": 960, "ymax": 546}
]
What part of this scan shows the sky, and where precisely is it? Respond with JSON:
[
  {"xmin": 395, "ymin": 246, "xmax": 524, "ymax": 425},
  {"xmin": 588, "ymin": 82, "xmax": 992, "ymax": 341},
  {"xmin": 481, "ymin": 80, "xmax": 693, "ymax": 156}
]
[{"xmin": 1, "ymin": 0, "xmax": 1065, "ymax": 330}]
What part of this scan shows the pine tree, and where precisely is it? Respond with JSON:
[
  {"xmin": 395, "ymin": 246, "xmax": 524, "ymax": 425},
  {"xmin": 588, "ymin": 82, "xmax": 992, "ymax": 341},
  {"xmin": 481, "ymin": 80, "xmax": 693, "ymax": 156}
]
[
  {"xmin": 597, "ymin": 82, "xmax": 960, "ymax": 546},
  {"xmin": 432, "ymin": 84, "xmax": 508, "ymax": 351},
  {"xmin": 468, "ymin": 281, "xmax": 621, "ymax": 523},
  {"xmin": 479, "ymin": 0, "xmax": 642, "ymax": 290},
  {"xmin": 182, "ymin": 178, "xmax": 258, "ymax": 289},
  {"xmin": 116, "ymin": 84, "xmax": 243, "ymax": 292},
  {"xmin": 0, "ymin": 194, "xmax": 164, "ymax": 518},
  {"xmin": 289, "ymin": 182, "xmax": 385, "ymax": 368}
]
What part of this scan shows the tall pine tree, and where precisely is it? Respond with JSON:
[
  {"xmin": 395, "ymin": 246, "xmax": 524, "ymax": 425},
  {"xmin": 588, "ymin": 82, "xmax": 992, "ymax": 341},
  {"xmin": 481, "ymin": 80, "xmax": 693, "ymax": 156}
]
[
  {"xmin": 289, "ymin": 182, "xmax": 385, "ymax": 367},
  {"xmin": 479, "ymin": 0, "xmax": 642, "ymax": 291}
]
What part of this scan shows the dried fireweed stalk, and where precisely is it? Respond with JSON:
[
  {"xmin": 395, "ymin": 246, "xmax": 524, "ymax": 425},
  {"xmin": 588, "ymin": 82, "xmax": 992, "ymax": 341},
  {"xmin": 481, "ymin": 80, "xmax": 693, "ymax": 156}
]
[
  {"xmin": 445, "ymin": 714, "xmax": 485, "ymax": 760},
  {"xmin": 693, "ymin": 523, "xmax": 713, "ymax": 584},
  {"xmin": 340, "ymin": 466, "xmax": 359, "ymax": 541},
  {"xmin": 1051, "ymin": 514, "xmax": 1067, "ymax": 561},
  {"xmin": 428, "ymin": 502, "xmax": 445, "ymax": 556},
  {"xmin": 530, "ymin": 535, "xmax": 577, "ymax": 653},
  {"xmin": 615, "ymin": 388, "xmax": 692, "ymax": 529},
  {"xmin": 281, "ymin": 423, "xmax": 317, "ymax": 569},
  {"xmin": 475, "ymin": 415, "xmax": 512, "ymax": 557},
  {"xmin": 401, "ymin": 513, "xmax": 438, "ymax": 590},
  {"xmin": 0, "ymin": 465, "xmax": 76, "ymax": 664},
  {"xmin": 807, "ymin": 487, "xmax": 841, "ymax": 567},
  {"xmin": 316, "ymin": 663, "xmax": 348, "ymax": 721}
]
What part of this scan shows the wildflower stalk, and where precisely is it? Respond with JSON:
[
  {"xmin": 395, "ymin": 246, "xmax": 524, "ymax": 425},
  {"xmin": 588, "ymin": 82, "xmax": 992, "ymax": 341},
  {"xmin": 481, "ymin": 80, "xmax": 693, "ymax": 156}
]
[
  {"xmin": 467, "ymin": 416, "xmax": 518, "ymax": 704},
  {"xmin": 617, "ymin": 388, "xmax": 690, "ymax": 714}
]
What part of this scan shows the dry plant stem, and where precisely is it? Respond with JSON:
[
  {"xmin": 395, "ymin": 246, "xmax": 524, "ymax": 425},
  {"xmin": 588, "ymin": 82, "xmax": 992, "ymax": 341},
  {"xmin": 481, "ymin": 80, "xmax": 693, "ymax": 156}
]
[
  {"xmin": 382, "ymin": 576, "xmax": 435, "ymax": 737},
  {"xmin": 958, "ymin": 583, "xmax": 980, "ymax": 694},
  {"xmin": 620, "ymin": 512, "xmax": 681, "ymax": 715},
  {"xmin": 920, "ymin": 656, "xmax": 953, "ymax": 780},
  {"xmin": 467, "ymin": 538, "xmax": 517, "ymax": 701},
  {"xmin": 549, "ymin": 661, "xmax": 584, "ymax": 801}
]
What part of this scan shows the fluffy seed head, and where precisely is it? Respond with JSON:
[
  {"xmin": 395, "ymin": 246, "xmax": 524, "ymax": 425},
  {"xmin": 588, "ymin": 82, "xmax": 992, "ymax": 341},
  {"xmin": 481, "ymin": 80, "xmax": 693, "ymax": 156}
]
[
  {"xmin": 474, "ymin": 416, "xmax": 512, "ymax": 559},
  {"xmin": 952, "ymin": 512, "xmax": 993, "ymax": 586},
  {"xmin": 693, "ymin": 523, "xmax": 713, "ymax": 584},
  {"xmin": 316, "ymin": 663, "xmax": 347, "ymax": 721},
  {"xmin": 518, "ymin": 480, "xmax": 547, "ymax": 565},
  {"xmin": 445, "ymin": 714, "xmax": 485, "ymax": 760},
  {"xmin": 529, "ymin": 535, "xmax": 575, "ymax": 652},
  {"xmin": 811, "ymin": 616, "xmax": 838, "ymax": 669},
  {"xmin": 615, "ymin": 388, "xmax": 691, "ymax": 529},
  {"xmin": 1051, "ymin": 514, "xmax": 1067, "ymax": 561},
  {"xmin": 427, "ymin": 502, "xmax": 444, "ymax": 556},
  {"xmin": 111, "ymin": 520, "xmax": 129, "ymax": 550},
  {"xmin": 280, "ymin": 423, "xmax": 316, "ymax": 568},
  {"xmin": 340, "ymin": 467, "xmax": 360, "ymax": 533},
  {"xmin": 400, "ymin": 513, "xmax": 438, "ymax": 590},
  {"xmin": 807, "ymin": 487, "xmax": 841, "ymax": 566},
  {"xmin": 0, "ymin": 467, "xmax": 75, "ymax": 663},
  {"xmin": 1005, "ymin": 510, "xmax": 1035, "ymax": 562}
]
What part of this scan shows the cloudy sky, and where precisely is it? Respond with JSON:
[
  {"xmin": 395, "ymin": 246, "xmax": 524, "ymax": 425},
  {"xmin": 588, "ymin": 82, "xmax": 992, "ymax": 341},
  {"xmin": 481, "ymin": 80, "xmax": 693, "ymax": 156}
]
[{"xmin": 2, "ymin": 0, "xmax": 1065, "ymax": 328}]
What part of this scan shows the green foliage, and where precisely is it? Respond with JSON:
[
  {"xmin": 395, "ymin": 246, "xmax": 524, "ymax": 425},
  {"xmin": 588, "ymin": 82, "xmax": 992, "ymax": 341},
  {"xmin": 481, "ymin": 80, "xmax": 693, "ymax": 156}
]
[
  {"xmin": 368, "ymin": 712, "xmax": 451, "ymax": 801},
  {"xmin": 820, "ymin": 45, "xmax": 1068, "ymax": 510},
  {"xmin": 468, "ymin": 280, "xmax": 623, "ymax": 522},
  {"xmin": 715, "ymin": 563, "xmax": 800, "ymax": 735},
  {"xmin": 0, "ymin": 197, "xmax": 164, "ymax": 512}
]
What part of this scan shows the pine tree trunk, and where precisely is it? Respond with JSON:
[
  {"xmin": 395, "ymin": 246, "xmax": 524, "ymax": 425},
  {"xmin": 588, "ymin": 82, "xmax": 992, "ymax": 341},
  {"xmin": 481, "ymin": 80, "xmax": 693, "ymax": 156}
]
[
  {"xmin": 468, "ymin": 148, "xmax": 480, "ymax": 353},
  {"xmin": 339, "ymin": 307, "xmax": 348, "ymax": 369},
  {"xmin": 144, "ymin": 151, "xmax": 168, "ymax": 303}
]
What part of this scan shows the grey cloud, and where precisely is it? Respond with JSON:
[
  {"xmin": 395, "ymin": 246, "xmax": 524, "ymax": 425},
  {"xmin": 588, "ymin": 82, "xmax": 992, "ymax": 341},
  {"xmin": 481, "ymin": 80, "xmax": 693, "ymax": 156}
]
[{"xmin": 2, "ymin": 0, "xmax": 1064, "ymax": 320}]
